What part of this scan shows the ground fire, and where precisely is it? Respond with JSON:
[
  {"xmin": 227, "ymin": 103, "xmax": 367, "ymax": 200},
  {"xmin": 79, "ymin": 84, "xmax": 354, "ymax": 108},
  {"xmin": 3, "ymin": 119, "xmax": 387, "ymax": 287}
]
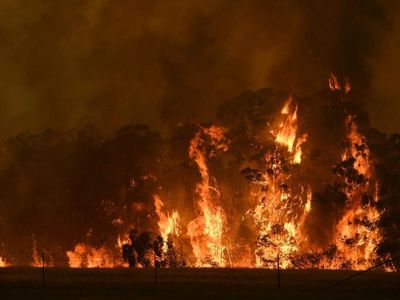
[{"xmin": 0, "ymin": 75, "xmax": 399, "ymax": 272}]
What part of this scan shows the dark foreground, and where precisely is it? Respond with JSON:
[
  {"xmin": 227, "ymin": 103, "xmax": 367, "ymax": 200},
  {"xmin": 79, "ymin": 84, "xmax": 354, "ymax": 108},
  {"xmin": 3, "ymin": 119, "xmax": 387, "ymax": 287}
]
[{"xmin": 0, "ymin": 268, "xmax": 399, "ymax": 300}]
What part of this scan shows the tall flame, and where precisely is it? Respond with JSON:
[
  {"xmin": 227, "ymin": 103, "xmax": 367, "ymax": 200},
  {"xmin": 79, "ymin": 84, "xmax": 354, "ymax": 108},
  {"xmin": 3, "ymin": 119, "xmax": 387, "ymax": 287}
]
[
  {"xmin": 187, "ymin": 126, "xmax": 229, "ymax": 267},
  {"xmin": 331, "ymin": 116, "xmax": 383, "ymax": 270},
  {"xmin": 250, "ymin": 154, "xmax": 312, "ymax": 268},
  {"xmin": 248, "ymin": 98, "xmax": 312, "ymax": 268},
  {"xmin": 154, "ymin": 194, "xmax": 181, "ymax": 254},
  {"xmin": 31, "ymin": 236, "xmax": 53, "ymax": 267},
  {"xmin": 275, "ymin": 96, "xmax": 307, "ymax": 164},
  {"xmin": 276, "ymin": 96, "xmax": 297, "ymax": 153}
]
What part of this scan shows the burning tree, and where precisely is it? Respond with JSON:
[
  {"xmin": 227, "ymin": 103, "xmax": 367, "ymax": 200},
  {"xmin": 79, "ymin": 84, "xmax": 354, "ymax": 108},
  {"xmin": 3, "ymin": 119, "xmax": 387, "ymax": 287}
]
[{"xmin": 0, "ymin": 76, "xmax": 399, "ymax": 271}]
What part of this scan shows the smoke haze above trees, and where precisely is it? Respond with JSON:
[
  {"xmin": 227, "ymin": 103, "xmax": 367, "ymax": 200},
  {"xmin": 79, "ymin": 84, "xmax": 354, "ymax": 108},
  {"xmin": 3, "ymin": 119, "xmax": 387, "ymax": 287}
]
[{"xmin": 0, "ymin": 0, "xmax": 399, "ymax": 138}]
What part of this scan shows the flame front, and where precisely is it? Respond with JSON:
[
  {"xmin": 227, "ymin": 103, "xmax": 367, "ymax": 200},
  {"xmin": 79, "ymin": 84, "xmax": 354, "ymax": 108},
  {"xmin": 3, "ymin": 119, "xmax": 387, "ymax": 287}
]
[
  {"xmin": 0, "ymin": 75, "xmax": 390, "ymax": 270},
  {"xmin": 187, "ymin": 126, "xmax": 229, "ymax": 267},
  {"xmin": 61, "ymin": 97, "xmax": 386, "ymax": 270},
  {"xmin": 154, "ymin": 195, "xmax": 181, "ymax": 254},
  {"xmin": 328, "ymin": 116, "xmax": 383, "ymax": 270},
  {"xmin": 249, "ymin": 154, "xmax": 312, "ymax": 268},
  {"xmin": 67, "ymin": 243, "xmax": 117, "ymax": 268}
]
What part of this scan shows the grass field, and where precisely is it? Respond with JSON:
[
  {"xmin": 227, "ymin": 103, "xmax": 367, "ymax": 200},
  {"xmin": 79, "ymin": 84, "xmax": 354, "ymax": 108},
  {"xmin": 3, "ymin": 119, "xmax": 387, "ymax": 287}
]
[{"xmin": 0, "ymin": 268, "xmax": 399, "ymax": 300}]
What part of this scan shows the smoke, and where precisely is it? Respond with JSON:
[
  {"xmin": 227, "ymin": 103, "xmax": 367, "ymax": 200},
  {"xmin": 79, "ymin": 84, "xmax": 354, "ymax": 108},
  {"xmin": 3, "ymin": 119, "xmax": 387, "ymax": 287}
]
[
  {"xmin": 0, "ymin": 0, "xmax": 398, "ymax": 140},
  {"xmin": 0, "ymin": 0, "xmax": 400, "ymax": 267}
]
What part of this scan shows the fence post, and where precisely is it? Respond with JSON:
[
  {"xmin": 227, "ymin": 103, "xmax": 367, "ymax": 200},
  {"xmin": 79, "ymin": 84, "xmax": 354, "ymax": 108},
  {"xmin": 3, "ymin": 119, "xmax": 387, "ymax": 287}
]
[
  {"xmin": 277, "ymin": 252, "xmax": 281, "ymax": 288},
  {"xmin": 154, "ymin": 251, "xmax": 157, "ymax": 288},
  {"xmin": 42, "ymin": 252, "xmax": 45, "ymax": 287}
]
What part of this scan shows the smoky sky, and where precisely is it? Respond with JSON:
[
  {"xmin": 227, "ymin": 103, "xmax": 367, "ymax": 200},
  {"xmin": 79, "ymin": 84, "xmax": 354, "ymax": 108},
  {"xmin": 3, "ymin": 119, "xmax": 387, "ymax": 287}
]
[{"xmin": 0, "ymin": 0, "xmax": 399, "ymax": 140}]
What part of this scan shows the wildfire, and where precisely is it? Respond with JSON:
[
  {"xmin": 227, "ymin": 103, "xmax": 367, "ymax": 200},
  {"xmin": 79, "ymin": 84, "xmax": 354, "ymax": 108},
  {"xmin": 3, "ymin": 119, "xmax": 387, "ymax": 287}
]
[
  {"xmin": 117, "ymin": 234, "xmax": 130, "ymax": 249},
  {"xmin": 67, "ymin": 243, "xmax": 117, "ymax": 268},
  {"xmin": 242, "ymin": 97, "xmax": 312, "ymax": 268},
  {"xmin": 0, "ymin": 256, "xmax": 10, "ymax": 267},
  {"xmin": 250, "ymin": 156, "xmax": 312, "ymax": 268},
  {"xmin": 292, "ymin": 133, "xmax": 308, "ymax": 164},
  {"xmin": 31, "ymin": 237, "xmax": 42, "ymax": 267},
  {"xmin": 276, "ymin": 96, "xmax": 297, "ymax": 153},
  {"xmin": 275, "ymin": 96, "xmax": 307, "ymax": 164},
  {"xmin": 154, "ymin": 194, "xmax": 181, "ymax": 253},
  {"xmin": 342, "ymin": 116, "xmax": 372, "ymax": 176},
  {"xmin": 187, "ymin": 125, "xmax": 229, "ymax": 267},
  {"xmin": 344, "ymin": 78, "xmax": 351, "ymax": 93},
  {"xmin": 328, "ymin": 72, "xmax": 351, "ymax": 93},
  {"xmin": 330, "ymin": 116, "xmax": 383, "ymax": 270},
  {"xmin": 328, "ymin": 73, "xmax": 341, "ymax": 91},
  {"xmin": 1, "ymin": 75, "xmax": 392, "ymax": 271}
]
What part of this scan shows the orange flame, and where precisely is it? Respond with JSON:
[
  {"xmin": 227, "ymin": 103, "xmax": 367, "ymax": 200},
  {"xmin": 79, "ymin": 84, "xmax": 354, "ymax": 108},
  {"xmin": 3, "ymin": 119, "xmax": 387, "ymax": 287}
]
[
  {"xmin": 344, "ymin": 78, "xmax": 351, "ymax": 93},
  {"xmin": 328, "ymin": 73, "xmax": 341, "ymax": 91},
  {"xmin": 0, "ymin": 256, "xmax": 10, "ymax": 267},
  {"xmin": 187, "ymin": 126, "xmax": 229, "ymax": 267},
  {"xmin": 276, "ymin": 96, "xmax": 297, "ymax": 153},
  {"xmin": 327, "ymin": 116, "xmax": 383, "ymax": 270},
  {"xmin": 154, "ymin": 194, "xmax": 181, "ymax": 253},
  {"xmin": 329, "ymin": 73, "xmax": 351, "ymax": 94},
  {"xmin": 31, "ymin": 237, "xmax": 53, "ymax": 267},
  {"xmin": 250, "ymin": 150, "xmax": 312, "ymax": 268},
  {"xmin": 292, "ymin": 133, "xmax": 308, "ymax": 164},
  {"xmin": 67, "ymin": 243, "xmax": 117, "ymax": 268},
  {"xmin": 275, "ymin": 96, "xmax": 307, "ymax": 164},
  {"xmin": 51, "ymin": 88, "xmax": 386, "ymax": 270},
  {"xmin": 343, "ymin": 116, "xmax": 371, "ymax": 176}
]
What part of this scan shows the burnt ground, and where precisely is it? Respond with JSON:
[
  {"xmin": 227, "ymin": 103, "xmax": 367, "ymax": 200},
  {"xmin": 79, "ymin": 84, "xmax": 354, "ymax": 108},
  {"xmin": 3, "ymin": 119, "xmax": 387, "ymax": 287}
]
[{"xmin": 0, "ymin": 268, "xmax": 399, "ymax": 300}]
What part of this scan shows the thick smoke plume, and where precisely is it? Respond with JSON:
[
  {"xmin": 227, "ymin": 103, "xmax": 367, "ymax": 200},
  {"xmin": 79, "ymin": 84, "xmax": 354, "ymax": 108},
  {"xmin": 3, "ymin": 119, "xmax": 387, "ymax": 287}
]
[{"xmin": 0, "ymin": 0, "xmax": 399, "ymax": 139}]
